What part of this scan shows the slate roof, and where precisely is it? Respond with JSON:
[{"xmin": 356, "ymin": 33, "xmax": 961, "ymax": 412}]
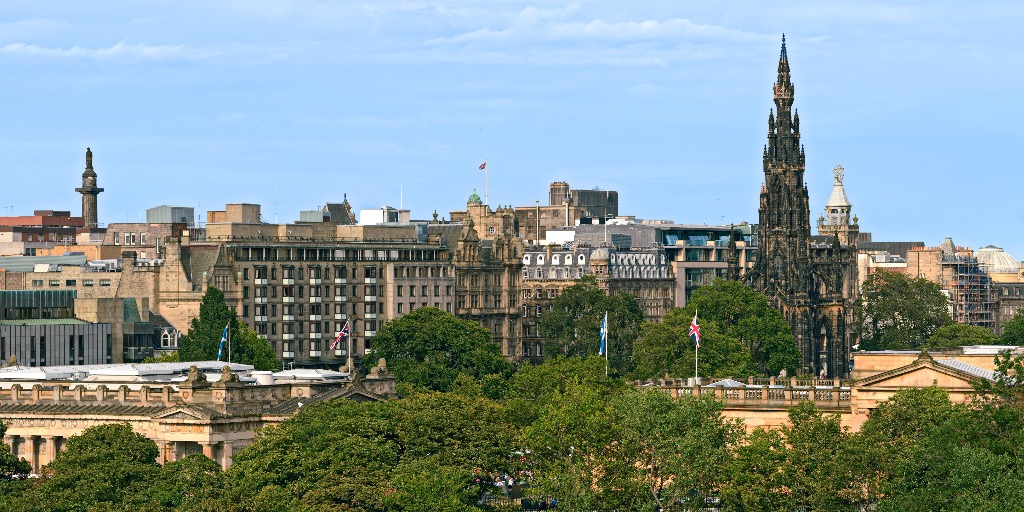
[
  {"xmin": 935, "ymin": 359, "xmax": 996, "ymax": 381},
  {"xmin": 0, "ymin": 403, "xmax": 165, "ymax": 416}
]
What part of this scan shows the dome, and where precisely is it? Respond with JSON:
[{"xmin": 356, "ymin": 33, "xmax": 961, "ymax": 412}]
[
  {"xmin": 590, "ymin": 247, "xmax": 610, "ymax": 261},
  {"xmin": 467, "ymin": 188, "xmax": 481, "ymax": 204},
  {"xmin": 977, "ymin": 245, "xmax": 1019, "ymax": 274}
]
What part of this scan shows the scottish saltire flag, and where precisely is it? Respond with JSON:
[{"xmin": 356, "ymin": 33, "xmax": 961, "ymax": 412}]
[
  {"xmin": 599, "ymin": 312, "xmax": 608, "ymax": 355},
  {"xmin": 689, "ymin": 311, "xmax": 701, "ymax": 349},
  {"xmin": 216, "ymin": 324, "xmax": 229, "ymax": 361},
  {"xmin": 330, "ymin": 320, "xmax": 351, "ymax": 350}
]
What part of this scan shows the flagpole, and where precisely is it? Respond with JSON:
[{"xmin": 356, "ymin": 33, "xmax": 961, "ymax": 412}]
[
  {"xmin": 228, "ymin": 324, "xmax": 231, "ymax": 364},
  {"xmin": 346, "ymin": 323, "xmax": 353, "ymax": 373},
  {"xmin": 598, "ymin": 309, "xmax": 606, "ymax": 378},
  {"xmin": 485, "ymin": 163, "xmax": 489, "ymax": 206}
]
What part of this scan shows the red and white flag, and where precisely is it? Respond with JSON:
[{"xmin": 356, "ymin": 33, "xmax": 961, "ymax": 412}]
[
  {"xmin": 330, "ymin": 320, "xmax": 350, "ymax": 350},
  {"xmin": 478, "ymin": 161, "xmax": 487, "ymax": 170}
]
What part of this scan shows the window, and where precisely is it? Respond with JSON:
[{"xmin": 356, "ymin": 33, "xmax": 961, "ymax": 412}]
[
  {"xmin": 421, "ymin": 285, "xmax": 427, "ymax": 296},
  {"xmin": 409, "ymin": 286, "xmax": 415, "ymax": 297},
  {"xmin": 243, "ymin": 286, "xmax": 250, "ymax": 299},
  {"xmin": 397, "ymin": 304, "xmax": 404, "ymax": 314},
  {"xmin": 49, "ymin": 280, "xmax": 60, "ymax": 287},
  {"xmin": 99, "ymin": 279, "xmax": 112, "ymax": 287},
  {"xmin": 114, "ymin": 232, "xmax": 120, "ymax": 245},
  {"xmin": 65, "ymin": 280, "xmax": 76, "ymax": 287},
  {"xmin": 140, "ymin": 233, "xmax": 147, "ymax": 245},
  {"xmin": 397, "ymin": 287, "xmax": 403, "ymax": 297},
  {"xmin": 434, "ymin": 285, "xmax": 440, "ymax": 296},
  {"xmin": 82, "ymin": 279, "xmax": 93, "ymax": 287}
]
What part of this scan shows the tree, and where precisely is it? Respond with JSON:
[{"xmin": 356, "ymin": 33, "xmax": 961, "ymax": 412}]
[
  {"xmin": 503, "ymin": 355, "xmax": 622, "ymax": 427},
  {"xmin": 686, "ymin": 280, "xmax": 800, "ymax": 376},
  {"xmin": 632, "ymin": 314, "xmax": 755, "ymax": 380},
  {"xmin": 232, "ymin": 322, "xmax": 281, "ymax": 371},
  {"xmin": 538, "ymin": 275, "xmax": 644, "ymax": 375},
  {"xmin": 926, "ymin": 323, "xmax": 999, "ymax": 348},
  {"xmin": 11, "ymin": 423, "xmax": 161, "ymax": 511},
  {"xmin": 855, "ymin": 386, "xmax": 1024, "ymax": 511},
  {"xmin": 857, "ymin": 270, "xmax": 952, "ymax": 350},
  {"xmin": 179, "ymin": 286, "xmax": 235, "ymax": 362},
  {"xmin": 365, "ymin": 307, "xmax": 511, "ymax": 393},
  {"xmin": 179, "ymin": 286, "xmax": 278, "ymax": 370},
  {"xmin": 151, "ymin": 454, "xmax": 226, "ymax": 510},
  {"xmin": 612, "ymin": 390, "xmax": 742, "ymax": 511},
  {"xmin": 632, "ymin": 280, "xmax": 798, "ymax": 380},
  {"xmin": 225, "ymin": 392, "xmax": 517, "ymax": 511},
  {"xmin": 999, "ymin": 313, "xmax": 1024, "ymax": 345}
]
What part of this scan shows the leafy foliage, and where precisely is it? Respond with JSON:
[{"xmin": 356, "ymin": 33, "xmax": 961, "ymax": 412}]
[
  {"xmin": 926, "ymin": 323, "xmax": 999, "ymax": 348},
  {"xmin": 538, "ymin": 275, "xmax": 644, "ymax": 375},
  {"xmin": 366, "ymin": 307, "xmax": 511, "ymax": 394},
  {"xmin": 633, "ymin": 280, "xmax": 798, "ymax": 379},
  {"xmin": 503, "ymin": 355, "xmax": 621, "ymax": 427},
  {"xmin": 999, "ymin": 312, "xmax": 1024, "ymax": 345},
  {"xmin": 178, "ymin": 286, "xmax": 279, "ymax": 370},
  {"xmin": 7, "ymin": 423, "xmax": 161, "ymax": 512},
  {"xmin": 225, "ymin": 392, "xmax": 517, "ymax": 511},
  {"xmin": 857, "ymin": 270, "xmax": 953, "ymax": 350}
]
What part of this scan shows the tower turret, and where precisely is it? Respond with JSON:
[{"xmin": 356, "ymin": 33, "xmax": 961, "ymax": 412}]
[{"xmin": 74, "ymin": 147, "xmax": 104, "ymax": 229}]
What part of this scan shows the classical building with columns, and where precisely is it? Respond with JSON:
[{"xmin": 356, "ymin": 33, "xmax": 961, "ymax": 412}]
[{"xmin": 0, "ymin": 360, "xmax": 395, "ymax": 471}]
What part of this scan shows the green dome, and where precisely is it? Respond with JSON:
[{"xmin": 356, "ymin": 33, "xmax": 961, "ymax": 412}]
[{"xmin": 467, "ymin": 188, "xmax": 482, "ymax": 204}]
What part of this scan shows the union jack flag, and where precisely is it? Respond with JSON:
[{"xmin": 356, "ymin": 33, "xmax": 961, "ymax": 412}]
[
  {"xmin": 330, "ymin": 320, "xmax": 350, "ymax": 351},
  {"xmin": 688, "ymin": 311, "xmax": 701, "ymax": 349},
  {"xmin": 478, "ymin": 161, "xmax": 487, "ymax": 170}
]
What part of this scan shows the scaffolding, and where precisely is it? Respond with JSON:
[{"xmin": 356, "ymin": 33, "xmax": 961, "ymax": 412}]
[{"xmin": 943, "ymin": 254, "xmax": 997, "ymax": 330}]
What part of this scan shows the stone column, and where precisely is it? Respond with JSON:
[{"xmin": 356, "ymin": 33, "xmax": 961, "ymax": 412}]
[
  {"xmin": 155, "ymin": 441, "xmax": 170, "ymax": 465},
  {"xmin": 26, "ymin": 436, "xmax": 38, "ymax": 473},
  {"xmin": 220, "ymin": 441, "xmax": 234, "ymax": 470},
  {"xmin": 41, "ymin": 436, "xmax": 58, "ymax": 467},
  {"xmin": 200, "ymin": 442, "xmax": 214, "ymax": 459}
]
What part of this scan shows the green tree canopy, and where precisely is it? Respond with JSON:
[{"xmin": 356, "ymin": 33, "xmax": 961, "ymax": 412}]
[
  {"xmin": 10, "ymin": 423, "xmax": 161, "ymax": 512},
  {"xmin": 178, "ymin": 286, "xmax": 278, "ymax": 370},
  {"xmin": 538, "ymin": 275, "xmax": 644, "ymax": 375},
  {"xmin": 632, "ymin": 311, "xmax": 756, "ymax": 380},
  {"xmin": 365, "ymin": 307, "xmax": 511, "ymax": 393},
  {"xmin": 503, "ymin": 355, "xmax": 622, "ymax": 427},
  {"xmin": 687, "ymin": 279, "xmax": 800, "ymax": 375},
  {"xmin": 926, "ymin": 323, "xmax": 999, "ymax": 348},
  {"xmin": 857, "ymin": 270, "xmax": 953, "ymax": 351},
  {"xmin": 854, "ymin": 386, "xmax": 1024, "ymax": 511},
  {"xmin": 224, "ymin": 392, "xmax": 517, "ymax": 511},
  {"xmin": 999, "ymin": 313, "xmax": 1024, "ymax": 345},
  {"xmin": 523, "ymin": 386, "xmax": 741, "ymax": 511},
  {"xmin": 632, "ymin": 279, "xmax": 798, "ymax": 379}
]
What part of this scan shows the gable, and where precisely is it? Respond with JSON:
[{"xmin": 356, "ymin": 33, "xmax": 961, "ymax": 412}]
[
  {"xmin": 153, "ymin": 406, "xmax": 212, "ymax": 421},
  {"xmin": 859, "ymin": 363, "xmax": 975, "ymax": 390}
]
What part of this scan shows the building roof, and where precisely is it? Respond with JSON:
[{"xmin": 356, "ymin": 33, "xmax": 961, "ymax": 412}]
[
  {"xmin": 0, "ymin": 361, "xmax": 254, "ymax": 382},
  {"xmin": 934, "ymin": 359, "xmax": 996, "ymax": 381},
  {"xmin": 0, "ymin": 319, "xmax": 89, "ymax": 326},
  {"xmin": 976, "ymin": 245, "xmax": 1019, "ymax": 274},
  {"xmin": 825, "ymin": 165, "xmax": 851, "ymax": 208},
  {"xmin": 0, "ymin": 255, "xmax": 87, "ymax": 273}
]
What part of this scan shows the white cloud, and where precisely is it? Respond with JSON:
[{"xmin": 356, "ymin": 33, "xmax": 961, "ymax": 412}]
[{"xmin": 0, "ymin": 41, "xmax": 219, "ymax": 60}]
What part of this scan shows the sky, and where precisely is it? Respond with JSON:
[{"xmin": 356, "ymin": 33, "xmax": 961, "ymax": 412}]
[{"xmin": 1, "ymin": 1, "xmax": 1023, "ymax": 257}]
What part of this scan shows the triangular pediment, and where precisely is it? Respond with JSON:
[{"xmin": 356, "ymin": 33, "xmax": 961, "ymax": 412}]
[
  {"xmin": 855, "ymin": 357, "xmax": 982, "ymax": 390},
  {"xmin": 154, "ymin": 405, "xmax": 213, "ymax": 421}
]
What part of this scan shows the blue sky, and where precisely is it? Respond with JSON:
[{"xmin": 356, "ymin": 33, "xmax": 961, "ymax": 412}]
[{"xmin": 2, "ymin": 2, "xmax": 1023, "ymax": 257}]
